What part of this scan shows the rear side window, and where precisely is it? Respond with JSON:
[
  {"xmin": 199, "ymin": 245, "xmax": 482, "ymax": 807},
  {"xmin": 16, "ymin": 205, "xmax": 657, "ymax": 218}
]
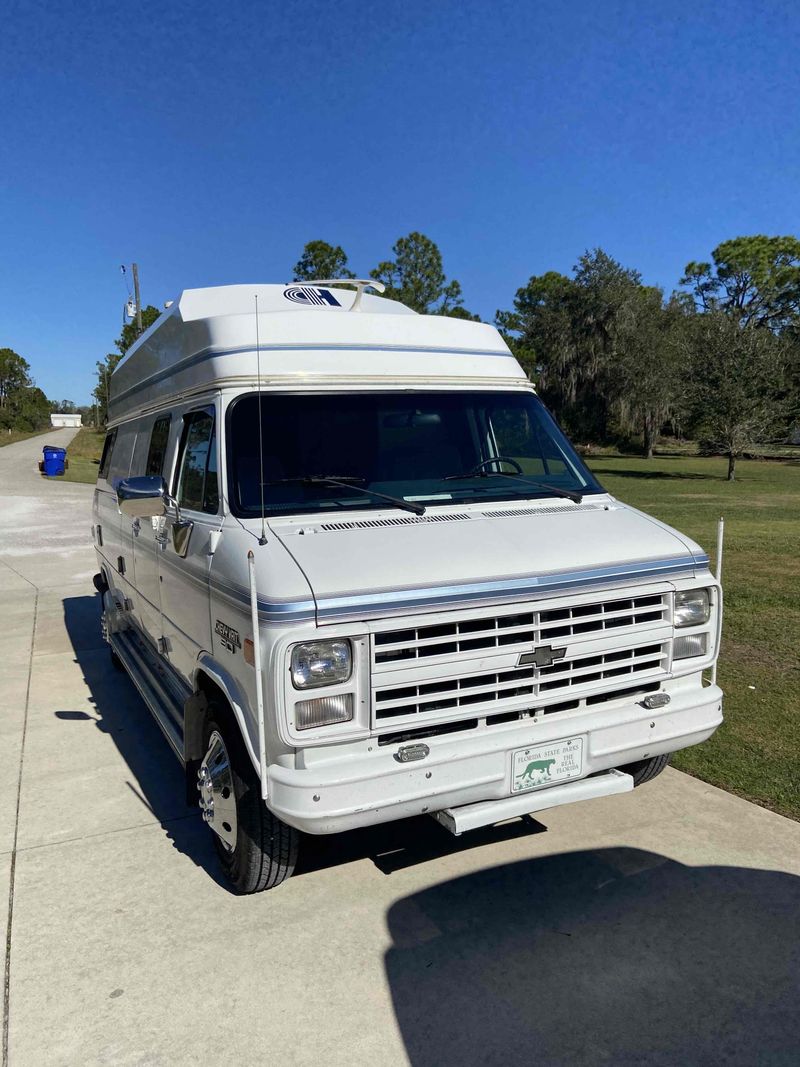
[
  {"xmin": 175, "ymin": 410, "xmax": 218, "ymax": 514},
  {"xmin": 98, "ymin": 430, "xmax": 117, "ymax": 480},
  {"xmin": 145, "ymin": 415, "xmax": 171, "ymax": 477}
]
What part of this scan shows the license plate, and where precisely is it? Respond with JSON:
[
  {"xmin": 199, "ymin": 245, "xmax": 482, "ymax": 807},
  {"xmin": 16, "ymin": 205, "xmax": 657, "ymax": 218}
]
[{"xmin": 511, "ymin": 737, "xmax": 584, "ymax": 793}]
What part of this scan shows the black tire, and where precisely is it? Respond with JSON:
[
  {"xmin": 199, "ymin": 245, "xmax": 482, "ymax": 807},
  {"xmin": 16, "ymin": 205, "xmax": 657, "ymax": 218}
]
[
  {"xmin": 110, "ymin": 646, "xmax": 125, "ymax": 672},
  {"xmin": 203, "ymin": 706, "xmax": 298, "ymax": 894},
  {"xmin": 619, "ymin": 752, "xmax": 671, "ymax": 787}
]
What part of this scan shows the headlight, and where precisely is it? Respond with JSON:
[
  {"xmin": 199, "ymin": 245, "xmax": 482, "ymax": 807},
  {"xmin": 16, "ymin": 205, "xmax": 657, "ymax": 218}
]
[
  {"xmin": 674, "ymin": 589, "xmax": 710, "ymax": 628},
  {"xmin": 290, "ymin": 640, "xmax": 352, "ymax": 689}
]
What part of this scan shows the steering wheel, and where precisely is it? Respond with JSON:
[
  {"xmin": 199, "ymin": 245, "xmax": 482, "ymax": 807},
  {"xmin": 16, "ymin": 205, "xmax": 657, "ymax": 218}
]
[{"xmin": 468, "ymin": 456, "xmax": 524, "ymax": 477}]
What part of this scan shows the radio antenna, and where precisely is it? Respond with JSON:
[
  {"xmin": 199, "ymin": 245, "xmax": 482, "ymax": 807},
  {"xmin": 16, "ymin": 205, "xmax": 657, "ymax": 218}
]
[{"xmin": 254, "ymin": 293, "xmax": 267, "ymax": 545}]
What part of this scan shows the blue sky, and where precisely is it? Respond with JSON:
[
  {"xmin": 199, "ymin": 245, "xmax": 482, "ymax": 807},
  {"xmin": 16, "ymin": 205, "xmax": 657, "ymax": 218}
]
[{"xmin": 2, "ymin": 0, "xmax": 798, "ymax": 404}]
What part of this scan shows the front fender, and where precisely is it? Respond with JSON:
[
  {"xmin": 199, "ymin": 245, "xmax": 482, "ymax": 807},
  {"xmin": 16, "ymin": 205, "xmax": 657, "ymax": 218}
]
[{"xmin": 190, "ymin": 654, "xmax": 261, "ymax": 782}]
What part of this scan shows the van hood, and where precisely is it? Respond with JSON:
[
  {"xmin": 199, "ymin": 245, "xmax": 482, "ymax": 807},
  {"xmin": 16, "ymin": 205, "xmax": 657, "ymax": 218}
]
[{"xmin": 268, "ymin": 497, "xmax": 709, "ymax": 624}]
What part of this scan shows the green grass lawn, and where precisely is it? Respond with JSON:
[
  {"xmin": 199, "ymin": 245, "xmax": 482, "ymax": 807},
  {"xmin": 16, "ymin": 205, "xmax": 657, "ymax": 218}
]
[
  {"xmin": 587, "ymin": 453, "xmax": 800, "ymax": 821},
  {"xmin": 61, "ymin": 427, "xmax": 105, "ymax": 483},
  {"xmin": 0, "ymin": 426, "xmax": 54, "ymax": 447}
]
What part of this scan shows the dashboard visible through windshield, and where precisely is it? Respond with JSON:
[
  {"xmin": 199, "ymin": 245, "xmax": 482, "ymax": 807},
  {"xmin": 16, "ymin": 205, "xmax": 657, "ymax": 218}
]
[{"xmin": 227, "ymin": 391, "xmax": 604, "ymax": 516}]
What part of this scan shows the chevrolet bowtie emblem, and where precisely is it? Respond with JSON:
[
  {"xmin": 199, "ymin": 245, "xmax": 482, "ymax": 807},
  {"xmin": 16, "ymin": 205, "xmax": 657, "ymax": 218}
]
[{"xmin": 518, "ymin": 645, "xmax": 567, "ymax": 669}]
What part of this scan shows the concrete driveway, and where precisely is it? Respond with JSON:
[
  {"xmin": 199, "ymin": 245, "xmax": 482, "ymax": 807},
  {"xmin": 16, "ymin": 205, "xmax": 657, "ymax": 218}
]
[{"xmin": 1, "ymin": 430, "xmax": 799, "ymax": 1066}]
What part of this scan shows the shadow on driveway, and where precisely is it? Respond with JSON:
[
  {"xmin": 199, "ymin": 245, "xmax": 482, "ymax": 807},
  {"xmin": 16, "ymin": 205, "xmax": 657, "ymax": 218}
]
[
  {"xmin": 385, "ymin": 847, "xmax": 800, "ymax": 1066},
  {"xmin": 296, "ymin": 811, "xmax": 547, "ymax": 878},
  {"xmin": 60, "ymin": 594, "xmax": 220, "ymax": 882},
  {"xmin": 59, "ymin": 595, "xmax": 542, "ymax": 886}
]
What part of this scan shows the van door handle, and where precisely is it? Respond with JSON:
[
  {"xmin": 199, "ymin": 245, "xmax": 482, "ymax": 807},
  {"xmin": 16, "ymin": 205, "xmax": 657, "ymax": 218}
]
[{"xmin": 131, "ymin": 519, "xmax": 140, "ymax": 536}]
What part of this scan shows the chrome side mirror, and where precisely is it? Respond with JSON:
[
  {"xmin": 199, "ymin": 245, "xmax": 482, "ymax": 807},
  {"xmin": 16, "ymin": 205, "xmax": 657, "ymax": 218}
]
[{"xmin": 117, "ymin": 476, "xmax": 169, "ymax": 518}]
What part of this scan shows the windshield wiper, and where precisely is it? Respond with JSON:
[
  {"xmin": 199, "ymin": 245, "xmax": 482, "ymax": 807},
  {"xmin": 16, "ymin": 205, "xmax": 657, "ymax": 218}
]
[
  {"xmin": 268, "ymin": 476, "xmax": 426, "ymax": 516},
  {"xmin": 444, "ymin": 464, "xmax": 583, "ymax": 503}
]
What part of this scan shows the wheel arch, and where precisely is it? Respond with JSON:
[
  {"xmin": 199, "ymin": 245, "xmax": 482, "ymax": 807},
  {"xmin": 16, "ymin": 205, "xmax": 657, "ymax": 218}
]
[{"xmin": 187, "ymin": 655, "xmax": 260, "ymax": 778}]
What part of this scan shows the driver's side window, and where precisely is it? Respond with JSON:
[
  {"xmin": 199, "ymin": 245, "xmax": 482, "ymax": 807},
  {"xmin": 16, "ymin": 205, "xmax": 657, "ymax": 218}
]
[{"xmin": 174, "ymin": 410, "xmax": 219, "ymax": 514}]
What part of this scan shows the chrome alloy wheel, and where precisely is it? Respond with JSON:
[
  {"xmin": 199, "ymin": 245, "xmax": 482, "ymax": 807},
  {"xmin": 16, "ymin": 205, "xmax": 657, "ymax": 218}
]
[{"xmin": 197, "ymin": 730, "xmax": 237, "ymax": 852}]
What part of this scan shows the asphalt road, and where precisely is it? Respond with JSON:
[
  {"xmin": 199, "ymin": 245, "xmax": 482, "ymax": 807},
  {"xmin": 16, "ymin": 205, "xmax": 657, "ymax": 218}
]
[{"xmin": 1, "ymin": 429, "xmax": 798, "ymax": 1066}]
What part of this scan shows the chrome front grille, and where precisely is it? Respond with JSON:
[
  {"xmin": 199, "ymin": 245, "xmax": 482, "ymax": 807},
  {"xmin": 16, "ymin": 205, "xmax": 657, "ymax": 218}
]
[
  {"xmin": 374, "ymin": 594, "xmax": 666, "ymax": 666},
  {"xmin": 374, "ymin": 643, "xmax": 666, "ymax": 720},
  {"xmin": 539, "ymin": 644, "xmax": 664, "ymax": 691},
  {"xmin": 539, "ymin": 594, "xmax": 665, "ymax": 640},
  {"xmin": 374, "ymin": 610, "xmax": 537, "ymax": 664},
  {"xmin": 371, "ymin": 591, "xmax": 671, "ymax": 730}
]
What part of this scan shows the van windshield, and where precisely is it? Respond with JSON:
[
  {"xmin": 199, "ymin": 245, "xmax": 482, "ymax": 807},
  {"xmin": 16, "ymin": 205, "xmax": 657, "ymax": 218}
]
[{"xmin": 228, "ymin": 391, "xmax": 604, "ymax": 516}]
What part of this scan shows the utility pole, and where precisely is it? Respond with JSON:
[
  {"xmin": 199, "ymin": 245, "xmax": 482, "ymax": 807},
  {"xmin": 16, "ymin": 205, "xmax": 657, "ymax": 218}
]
[{"xmin": 132, "ymin": 262, "xmax": 143, "ymax": 335}]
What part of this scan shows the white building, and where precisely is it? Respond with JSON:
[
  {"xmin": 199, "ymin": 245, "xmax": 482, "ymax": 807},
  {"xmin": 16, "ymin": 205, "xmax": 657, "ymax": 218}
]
[{"xmin": 50, "ymin": 413, "xmax": 82, "ymax": 428}]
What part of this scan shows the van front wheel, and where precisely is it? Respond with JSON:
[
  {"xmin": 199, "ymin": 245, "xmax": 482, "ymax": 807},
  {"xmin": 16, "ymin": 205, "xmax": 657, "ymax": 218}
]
[
  {"xmin": 199, "ymin": 708, "xmax": 298, "ymax": 894},
  {"xmin": 619, "ymin": 752, "xmax": 671, "ymax": 786}
]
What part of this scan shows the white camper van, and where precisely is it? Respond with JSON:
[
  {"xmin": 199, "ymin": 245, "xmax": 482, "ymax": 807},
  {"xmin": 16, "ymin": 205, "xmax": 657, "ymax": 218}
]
[{"xmin": 93, "ymin": 281, "xmax": 723, "ymax": 894}]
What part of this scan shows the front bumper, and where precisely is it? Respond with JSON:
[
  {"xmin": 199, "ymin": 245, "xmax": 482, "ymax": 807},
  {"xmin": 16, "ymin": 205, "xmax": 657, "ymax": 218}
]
[{"xmin": 267, "ymin": 682, "xmax": 723, "ymax": 833}]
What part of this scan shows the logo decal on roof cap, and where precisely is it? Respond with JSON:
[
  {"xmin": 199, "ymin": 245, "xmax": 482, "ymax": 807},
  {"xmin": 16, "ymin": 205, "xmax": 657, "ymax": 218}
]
[{"xmin": 283, "ymin": 286, "xmax": 341, "ymax": 307}]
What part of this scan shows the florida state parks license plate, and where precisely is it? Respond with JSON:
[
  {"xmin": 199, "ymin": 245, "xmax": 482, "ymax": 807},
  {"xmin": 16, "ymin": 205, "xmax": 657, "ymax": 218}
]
[{"xmin": 511, "ymin": 737, "xmax": 584, "ymax": 793}]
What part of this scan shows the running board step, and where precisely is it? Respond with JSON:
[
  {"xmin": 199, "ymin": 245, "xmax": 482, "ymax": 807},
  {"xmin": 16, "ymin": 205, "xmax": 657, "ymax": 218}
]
[
  {"xmin": 431, "ymin": 769, "xmax": 634, "ymax": 835},
  {"xmin": 111, "ymin": 629, "xmax": 186, "ymax": 763}
]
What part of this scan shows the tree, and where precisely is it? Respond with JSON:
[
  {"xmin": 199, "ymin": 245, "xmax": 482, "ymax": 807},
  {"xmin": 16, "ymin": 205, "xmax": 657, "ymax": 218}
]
[
  {"xmin": 0, "ymin": 385, "xmax": 51, "ymax": 432},
  {"xmin": 497, "ymin": 251, "xmax": 643, "ymax": 442},
  {"xmin": 497, "ymin": 250, "xmax": 704, "ymax": 454},
  {"xmin": 93, "ymin": 305, "xmax": 161, "ymax": 424},
  {"xmin": 496, "ymin": 271, "xmax": 575, "ymax": 386},
  {"xmin": 495, "ymin": 310, "xmax": 537, "ymax": 382},
  {"xmin": 293, "ymin": 241, "xmax": 355, "ymax": 282},
  {"xmin": 371, "ymin": 232, "xmax": 464, "ymax": 314},
  {"xmin": 116, "ymin": 305, "xmax": 162, "ymax": 357},
  {"xmin": 685, "ymin": 312, "xmax": 792, "ymax": 480},
  {"xmin": 0, "ymin": 348, "xmax": 33, "ymax": 409},
  {"xmin": 93, "ymin": 354, "xmax": 123, "ymax": 426},
  {"xmin": 445, "ymin": 305, "xmax": 481, "ymax": 321},
  {"xmin": 681, "ymin": 235, "xmax": 800, "ymax": 331},
  {"xmin": 612, "ymin": 290, "xmax": 690, "ymax": 458}
]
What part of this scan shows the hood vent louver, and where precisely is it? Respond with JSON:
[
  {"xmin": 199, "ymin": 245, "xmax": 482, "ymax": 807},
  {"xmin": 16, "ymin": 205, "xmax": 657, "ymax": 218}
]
[
  {"xmin": 482, "ymin": 503, "xmax": 602, "ymax": 519},
  {"xmin": 312, "ymin": 501, "xmax": 602, "ymax": 532},
  {"xmin": 319, "ymin": 513, "xmax": 472, "ymax": 532}
]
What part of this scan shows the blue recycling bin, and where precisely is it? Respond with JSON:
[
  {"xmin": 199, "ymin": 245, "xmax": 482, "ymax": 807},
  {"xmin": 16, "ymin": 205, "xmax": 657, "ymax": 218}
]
[{"xmin": 42, "ymin": 445, "xmax": 67, "ymax": 477}]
